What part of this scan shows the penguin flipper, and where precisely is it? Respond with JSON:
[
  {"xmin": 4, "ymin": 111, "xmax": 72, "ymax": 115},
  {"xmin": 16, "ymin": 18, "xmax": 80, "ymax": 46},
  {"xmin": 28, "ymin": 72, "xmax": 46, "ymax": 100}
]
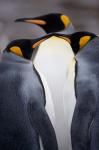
[
  {"xmin": 28, "ymin": 102, "xmax": 58, "ymax": 150},
  {"xmin": 71, "ymin": 77, "xmax": 95, "ymax": 150}
]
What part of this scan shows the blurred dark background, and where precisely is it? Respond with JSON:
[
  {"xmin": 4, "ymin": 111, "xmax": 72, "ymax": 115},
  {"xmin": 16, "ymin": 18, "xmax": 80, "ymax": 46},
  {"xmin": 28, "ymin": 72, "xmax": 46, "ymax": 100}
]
[{"xmin": 0, "ymin": 0, "xmax": 99, "ymax": 49}]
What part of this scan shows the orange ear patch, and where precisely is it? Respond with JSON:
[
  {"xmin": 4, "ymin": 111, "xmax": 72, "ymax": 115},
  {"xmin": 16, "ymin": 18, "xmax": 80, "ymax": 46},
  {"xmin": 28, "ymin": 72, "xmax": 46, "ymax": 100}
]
[
  {"xmin": 25, "ymin": 19, "xmax": 46, "ymax": 25},
  {"xmin": 10, "ymin": 46, "xmax": 23, "ymax": 57},
  {"xmin": 79, "ymin": 36, "xmax": 91, "ymax": 49},
  {"xmin": 60, "ymin": 15, "xmax": 70, "ymax": 28}
]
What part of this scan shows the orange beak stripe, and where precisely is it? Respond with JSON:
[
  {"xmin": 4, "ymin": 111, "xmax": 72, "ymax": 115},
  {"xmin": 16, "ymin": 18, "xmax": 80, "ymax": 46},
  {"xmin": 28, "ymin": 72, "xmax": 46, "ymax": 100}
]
[{"xmin": 25, "ymin": 19, "xmax": 46, "ymax": 25}]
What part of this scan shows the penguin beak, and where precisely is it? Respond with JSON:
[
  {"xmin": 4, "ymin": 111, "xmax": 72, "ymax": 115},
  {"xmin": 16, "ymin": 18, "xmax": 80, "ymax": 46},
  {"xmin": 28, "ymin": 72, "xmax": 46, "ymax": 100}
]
[{"xmin": 15, "ymin": 18, "xmax": 46, "ymax": 25}]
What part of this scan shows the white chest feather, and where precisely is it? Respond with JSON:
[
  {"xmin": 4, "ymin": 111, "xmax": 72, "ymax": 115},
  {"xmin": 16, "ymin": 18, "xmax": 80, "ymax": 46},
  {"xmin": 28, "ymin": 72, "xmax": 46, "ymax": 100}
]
[{"xmin": 33, "ymin": 36, "xmax": 76, "ymax": 150}]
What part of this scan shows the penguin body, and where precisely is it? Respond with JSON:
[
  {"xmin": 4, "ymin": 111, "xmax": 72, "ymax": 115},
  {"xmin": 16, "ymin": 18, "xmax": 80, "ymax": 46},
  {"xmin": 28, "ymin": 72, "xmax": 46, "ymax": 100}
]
[
  {"xmin": 7, "ymin": 33, "xmax": 76, "ymax": 150},
  {"xmin": 31, "ymin": 34, "xmax": 76, "ymax": 150},
  {"xmin": 0, "ymin": 41, "xmax": 58, "ymax": 150},
  {"xmin": 70, "ymin": 32, "xmax": 99, "ymax": 150}
]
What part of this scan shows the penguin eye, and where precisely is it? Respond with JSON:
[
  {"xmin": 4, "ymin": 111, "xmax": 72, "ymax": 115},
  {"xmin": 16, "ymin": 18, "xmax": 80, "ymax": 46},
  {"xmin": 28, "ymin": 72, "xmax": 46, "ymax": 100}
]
[
  {"xmin": 60, "ymin": 15, "xmax": 70, "ymax": 28},
  {"xmin": 10, "ymin": 46, "xmax": 23, "ymax": 57},
  {"xmin": 32, "ymin": 38, "xmax": 47, "ymax": 49},
  {"xmin": 79, "ymin": 36, "xmax": 91, "ymax": 49}
]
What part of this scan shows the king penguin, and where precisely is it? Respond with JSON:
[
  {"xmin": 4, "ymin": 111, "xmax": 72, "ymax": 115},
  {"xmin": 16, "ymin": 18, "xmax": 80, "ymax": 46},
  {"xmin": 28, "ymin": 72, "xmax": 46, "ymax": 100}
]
[
  {"xmin": 31, "ymin": 34, "xmax": 76, "ymax": 150},
  {"xmin": 15, "ymin": 13, "xmax": 76, "ymax": 150},
  {"xmin": 35, "ymin": 34, "xmax": 78, "ymax": 150},
  {"xmin": 0, "ymin": 39, "xmax": 58, "ymax": 150},
  {"xmin": 15, "ymin": 13, "xmax": 75, "ymax": 34},
  {"xmin": 69, "ymin": 31, "xmax": 99, "ymax": 150}
]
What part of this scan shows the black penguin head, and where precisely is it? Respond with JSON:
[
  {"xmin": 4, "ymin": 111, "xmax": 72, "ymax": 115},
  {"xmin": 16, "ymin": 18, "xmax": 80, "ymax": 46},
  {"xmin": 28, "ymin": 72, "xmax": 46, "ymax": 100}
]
[
  {"xmin": 70, "ymin": 31, "xmax": 97, "ymax": 54},
  {"xmin": 4, "ymin": 36, "xmax": 52, "ymax": 59},
  {"xmin": 15, "ymin": 13, "xmax": 71, "ymax": 34},
  {"xmin": 4, "ymin": 39, "xmax": 33, "ymax": 60}
]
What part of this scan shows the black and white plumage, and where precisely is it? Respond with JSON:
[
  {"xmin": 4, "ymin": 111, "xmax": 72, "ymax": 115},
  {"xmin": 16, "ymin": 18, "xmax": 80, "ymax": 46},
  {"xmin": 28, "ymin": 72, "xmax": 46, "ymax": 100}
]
[
  {"xmin": 70, "ymin": 32, "xmax": 99, "ymax": 150},
  {"xmin": 0, "ymin": 41, "xmax": 58, "ymax": 150},
  {"xmin": 31, "ymin": 34, "xmax": 76, "ymax": 150}
]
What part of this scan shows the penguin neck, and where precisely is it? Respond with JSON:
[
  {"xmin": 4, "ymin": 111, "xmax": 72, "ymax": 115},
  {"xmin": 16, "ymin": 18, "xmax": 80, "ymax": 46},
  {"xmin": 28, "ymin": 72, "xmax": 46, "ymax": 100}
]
[
  {"xmin": 2, "ymin": 52, "xmax": 30, "ymax": 64},
  {"xmin": 58, "ymin": 23, "xmax": 75, "ymax": 34},
  {"xmin": 32, "ymin": 36, "xmax": 76, "ymax": 150},
  {"xmin": 76, "ymin": 37, "xmax": 98, "ymax": 61}
]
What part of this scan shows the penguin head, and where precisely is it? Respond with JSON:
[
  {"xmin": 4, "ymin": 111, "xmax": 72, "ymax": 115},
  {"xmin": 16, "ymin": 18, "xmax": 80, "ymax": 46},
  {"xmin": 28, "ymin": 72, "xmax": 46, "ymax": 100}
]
[
  {"xmin": 70, "ymin": 31, "xmax": 97, "ymax": 54},
  {"xmin": 5, "ymin": 39, "xmax": 33, "ymax": 60},
  {"xmin": 15, "ymin": 13, "xmax": 72, "ymax": 34},
  {"xmin": 4, "ymin": 36, "xmax": 52, "ymax": 60}
]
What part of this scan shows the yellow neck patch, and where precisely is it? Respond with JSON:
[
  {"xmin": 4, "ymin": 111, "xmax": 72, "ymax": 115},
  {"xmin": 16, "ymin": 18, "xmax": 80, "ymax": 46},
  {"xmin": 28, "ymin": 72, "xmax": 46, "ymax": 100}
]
[
  {"xmin": 32, "ymin": 38, "xmax": 47, "ymax": 49},
  {"xmin": 25, "ymin": 19, "xmax": 46, "ymax": 25},
  {"xmin": 61, "ymin": 15, "xmax": 70, "ymax": 28},
  {"xmin": 59, "ymin": 36, "xmax": 71, "ymax": 44},
  {"xmin": 10, "ymin": 46, "xmax": 23, "ymax": 57},
  {"xmin": 32, "ymin": 36, "xmax": 71, "ymax": 49},
  {"xmin": 79, "ymin": 36, "xmax": 91, "ymax": 49}
]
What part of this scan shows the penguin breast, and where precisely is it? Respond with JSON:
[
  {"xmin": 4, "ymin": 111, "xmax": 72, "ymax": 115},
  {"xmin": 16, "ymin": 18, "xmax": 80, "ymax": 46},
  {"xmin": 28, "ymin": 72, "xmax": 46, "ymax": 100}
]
[{"xmin": 33, "ymin": 36, "xmax": 76, "ymax": 150}]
